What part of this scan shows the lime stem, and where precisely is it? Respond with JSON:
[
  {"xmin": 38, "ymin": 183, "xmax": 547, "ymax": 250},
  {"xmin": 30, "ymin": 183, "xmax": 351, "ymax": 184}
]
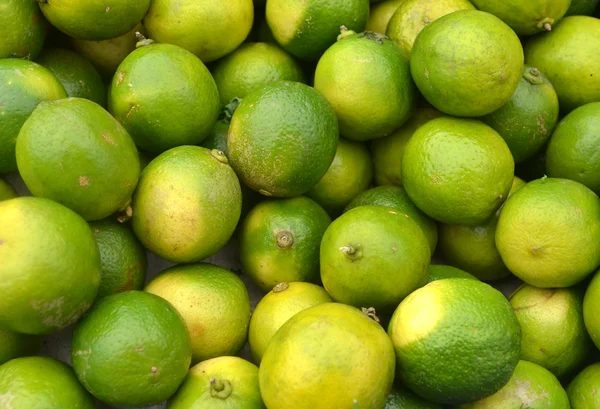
[
  {"xmin": 135, "ymin": 32, "xmax": 155, "ymax": 48},
  {"xmin": 210, "ymin": 378, "xmax": 233, "ymax": 399},
  {"xmin": 273, "ymin": 282, "xmax": 289, "ymax": 293},
  {"xmin": 340, "ymin": 244, "xmax": 362, "ymax": 261},
  {"xmin": 276, "ymin": 231, "xmax": 294, "ymax": 248}
]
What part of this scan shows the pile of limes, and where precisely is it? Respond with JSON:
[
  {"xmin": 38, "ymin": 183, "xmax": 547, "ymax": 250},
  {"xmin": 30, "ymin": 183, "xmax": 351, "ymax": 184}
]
[{"xmin": 1, "ymin": 0, "xmax": 600, "ymax": 408}]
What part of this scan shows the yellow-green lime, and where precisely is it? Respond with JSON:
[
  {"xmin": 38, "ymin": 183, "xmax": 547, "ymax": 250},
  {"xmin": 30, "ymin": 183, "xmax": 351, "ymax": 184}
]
[
  {"xmin": 0, "ymin": 178, "xmax": 17, "ymax": 201},
  {"xmin": 145, "ymin": 263, "xmax": 251, "ymax": 364},
  {"xmin": 427, "ymin": 264, "xmax": 478, "ymax": 283},
  {"xmin": 0, "ymin": 328, "xmax": 41, "ymax": 365},
  {"xmin": 0, "ymin": 197, "xmax": 100, "ymax": 334},
  {"xmin": 239, "ymin": 196, "xmax": 331, "ymax": 292},
  {"xmin": 248, "ymin": 282, "xmax": 333, "ymax": 363},
  {"xmin": 402, "ymin": 117, "xmax": 515, "ymax": 225},
  {"xmin": 388, "ymin": 278, "xmax": 521, "ymax": 404},
  {"xmin": 384, "ymin": 386, "xmax": 442, "ymax": 409},
  {"xmin": 365, "ymin": 0, "xmax": 405, "ymax": 34},
  {"xmin": 496, "ymin": 177, "xmax": 600, "ymax": 287},
  {"xmin": 71, "ymin": 290, "xmax": 192, "ymax": 407},
  {"xmin": 259, "ymin": 303, "xmax": 395, "ymax": 409},
  {"xmin": 566, "ymin": 0, "xmax": 599, "ymax": 15},
  {"xmin": 410, "ymin": 10, "xmax": 524, "ymax": 117},
  {"xmin": 584, "ymin": 269, "xmax": 600, "ymax": 349},
  {"xmin": 567, "ymin": 362, "xmax": 600, "ymax": 409},
  {"xmin": 0, "ymin": 0, "xmax": 48, "ymax": 59}
]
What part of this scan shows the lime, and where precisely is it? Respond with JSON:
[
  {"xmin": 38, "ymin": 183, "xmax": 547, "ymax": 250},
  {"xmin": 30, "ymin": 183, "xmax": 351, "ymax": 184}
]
[
  {"xmin": 259, "ymin": 303, "xmax": 395, "ymax": 409},
  {"xmin": 388, "ymin": 278, "xmax": 521, "ymax": 404},
  {"xmin": 365, "ymin": 0, "xmax": 405, "ymax": 34},
  {"xmin": 0, "ymin": 178, "xmax": 17, "ymax": 201},
  {"xmin": 16, "ymin": 97, "xmax": 140, "ymax": 221},
  {"xmin": 410, "ymin": 10, "xmax": 524, "ymax": 117},
  {"xmin": 584, "ymin": 269, "xmax": 600, "ymax": 349},
  {"xmin": 0, "ymin": 328, "xmax": 41, "ymax": 365},
  {"xmin": 402, "ymin": 117, "xmax": 515, "ymax": 225},
  {"xmin": 71, "ymin": 290, "xmax": 192, "ymax": 407},
  {"xmin": 384, "ymin": 386, "xmax": 442, "ymax": 409},
  {"xmin": 0, "ymin": 0, "xmax": 47, "ymax": 59},
  {"xmin": 144, "ymin": 0, "xmax": 254, "ymax": 62},
  {"xmin": 228, "ymin": 81, "xmax": 339, "ymax": 197},
  {"xmin": 168, "ymin": 356, "xmax": 265, "ymax": 409},
  {"xmin": 496, "ymin": 177, "xmax": 600, "ymax": 287},
  {"xmin": 132, "ymin": 146, "xmax": 241, "ymax": 263},
  {"xmin": 0, "ymin": 58, "xmax": 66, "ymax": 174},
  {"xmin": 547, "ymin": 102, "xmax": 600, "ymax": 193},
  {"xmin": 0, "ymin": 197, "xmax": 100, "ymax": 334},
  {"xmin": 567, "ymin": 362, "xmax": 600, "ymax": 409},
  {"xmin": 427, "ymin": 264, "xmax": 478, "ymax": 283},
  {"xmin": 524, "ymin": 16, "xmax": 600, "ymax": 113},
  {"xmin": 566, "ymin": 0, "xmax": 599, "ymax": 15},
  {"xmin": 482, "ymin": 65, "xmax": 560, "ymax": 164}
]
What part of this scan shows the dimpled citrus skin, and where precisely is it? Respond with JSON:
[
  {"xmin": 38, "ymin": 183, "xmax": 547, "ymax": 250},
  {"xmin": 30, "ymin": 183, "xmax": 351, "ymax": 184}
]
[
  {"xmin": 567, "ymin": 363, "xmax": 600, "ymax": 409},
  {"xmin": 410, "ymin": 10, "xmax": 524, "ymax": 117},
  {"xmin": 402, "ymin": 117, "xmax": 515, "ymax": 226},
  {"xmin": 0, "ymin": 0, "xmax": 47, "ymax": 59}
]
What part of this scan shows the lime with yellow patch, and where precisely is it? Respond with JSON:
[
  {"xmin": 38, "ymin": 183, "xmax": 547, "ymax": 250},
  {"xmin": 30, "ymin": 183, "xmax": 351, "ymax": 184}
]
[
  {"xmin": 427, "ymin": 265, "xmax": 477, "ymax": 283},
  {"xmin": 0, "ymin": 0, "xmax": 48, "ymax": 59},
  {"xmin": 0, "ymin": 328, "xmax": 41, "ymax": 365},
  {"xmin": 584, "ymin": 270, "xmax": 600, "ymax": 350},
  {"xmin": 567, "ymin": 362, "xmax": 600, "ymax": 409},
  {"xmin": 365, "ymin": 0, "xmax": 405, "ymax": 34},
  {"xmin": 0, "ymin": 178, "xmax": 17, "ymax": 201}
]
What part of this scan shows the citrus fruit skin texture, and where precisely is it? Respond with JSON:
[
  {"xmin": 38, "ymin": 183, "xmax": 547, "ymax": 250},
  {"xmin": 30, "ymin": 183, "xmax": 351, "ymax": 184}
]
[
  {"xmin": 0, "ymin": 59, "xmax": 66, "ymax": 174},
  {"xmin": 345, "ymin": 185, "xmax": 438, "ymax": 253},
  {"xmin": 259, "ymin": 303, "xmax": 395, "ymax": 409},
  {"xmin": 144, "ymin": 263, "xmax": 251, "ymax": 364},
  {"xmin": 305, "ymin": 138, "xmax": 373, "ymax": 216},
  {"xmin": 144, "ymin": 0, "xmax": 254, "ymax": 62},
  {"xmin": 427, "ymin": 264, "xmax": 478, "ymax": 283},
  {"xmin": 36, "ymin": 48, "xmax": 106, "ymax": 107},
  {"xmin": 0, "ymin": 197, "xmax": 100, "ymax": 335},
  {"xmin": 71, "ymin": 290, "xmax": 192, "ymax": 407},
  {"xmin": 132, "ymin": 146, "xmax": 242, "ymax": 263},
  {"xmin": 16, "ymin": 97, "xmax": 140, "ymax": 221},
  {"xmin": 266, "ymin": 0, "xmax": 369, "ymax": 61},
  {"xmin": 0, "ymin": 0, "xmax": 47, "ymax": 59},
  {"xmin": 0, "ymin": 328, "xmax": 41, "ymax": 365},
  {"xmin": 386, "ymin": 0, "xmax": 475, "ymax": 56},
  {"xmin": 524, "ymin": 16, "xmax": 600, "ymax": 113},
  {"xmin": 510, "ymin": 284, "xmax": 593, "ymax": 379},
  {"xmin": 567, "ymin": 362, "xmax": 600, "ymax": 409},
  {"xmin": 584, "ymin": 270, "xmax": 600, "ymax": 349},
  {"xmin": 248, "ymin": 282, "xmax": 333, "ymax": 363},
  {"xmin": 469, "ymin": 0, "xmax": 571, "ymax": 35},
  {"xmin": 482, "ymin": 65, "xmax": 560, "ymax": 164},
  {"xmin": 402, "ymin": 117, "xmax": 515, "ymax": 226},
  {"xmin": 0, "ymin": 356, "xmax": 96, "ymax": 408},
  {"xmin": 314, "ymin": 30, "xmax": 415, "ymax": 141},
  {"xmin": 89, "ymin": 219, "xmax": 147, "ymax": 298},
  {"xmin": 365, "ymin": 0, "xmax": 405, "ymax": 34},
  {"xmin": 38, "ymin": 0, "xmax": 150, "ymax": 41},
  {"xmin": 566, "ymin": 0, "xmax": 599, "ymax": 15},
  {"xmin": 496, "ymin": 177, "xmax": 600, "ymax": 288},
  {"xmin": 228, "ymin": 81, "xmax": 339, "ymax": 197},
  {"xmin": 212, "ymin": 42, "xmax": 306, "ymax": 105},
  {"xmin": 546, "ymin": 102, "xmax": 600, "ymax": 193},
  {"xmin": 168, "ymin": 356, "xmax": 265, "ymax": 409},
  {"xmin": 384, "ymin": 386, "xmax": 442, "ymax": 409},
  {"xmin": 388, "ymin": 278, "xmax": 521, "ymax": 405},
  {"xmin": 410, "ymin": 10, "xmax": 524, "ymax": 117},
  {"xmin": 371, "ymin": 106, "xmax": 442, "ymax": 187},
  {"xmin": 240, "ymin": 196, "xmax": 331, "ymax": 292},
  {"xmin": 320, "ymin": 205, "xmax": 431, "ymax": 313},
  {"xmin": 458, "ymin": 360, "xmax": 570, "ymax": 409},
  {"xmin": 0, "ymin": 178, "xmax": 17, "ymax": 201}
]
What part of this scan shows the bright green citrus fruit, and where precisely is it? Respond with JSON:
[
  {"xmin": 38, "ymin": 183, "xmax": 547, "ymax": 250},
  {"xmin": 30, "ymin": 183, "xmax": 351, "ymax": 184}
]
[
  {"xmin": 36, "ymin": 47, "xmax": 106, "ymax": 107},
  {"xmin": 567, "ymin": 362, "xmax": 600, "ymax": 409},
  {"xmin": 212, "ymin": 42, "xmax": 306, "ymax": 105},
  {"xmin": 370, "ymin": 106, "xmax": 442, "ymax": 186},
  {"xmin": 384, "ymin": 386, "xmax": 442, "ymax": 409},
  {"xmin": 38, "ymin": 0, "xmax": 150, "ymax": 40},
  {"xmin": 458, "ymin": 360, "xmax": 570, "ymax": 409},
  {"xmin": 266, "ymin": 0, "xmax": 369, "ymax": 61},
  {"xmin": 427, "ymin": 264, "xmax": 478, "ymax": 283},
  {"xmin": 305, "ymin": 138, "xmax": 373, "ymax": 216},
  {"xmin": 402, "ymin": 117, "xmax": 515, "ymax": 225},
  {"xmin": 0, "ymin": 178, "xmax": 17, "ymax": 201},
  {"xmin": 0, "ymin": 58, "xmax": 66, "ymax": 174},
  {"xmin": 248, "ymin": 282, "xmax": 333, "ymax": 363},
  {"xmin": 584, "ymin": 269, "xmax": 600, "ymax": 349},
  {"xmin": 0, "ymin": 356, "xmax": 96, "ymax": 408},
  {"xmin": 0, "ymin": 197, "xmax": 100, "ymax": 335},
  {"xmin": 546, "ymin": 102, "xmax": 600, "ymax": 193},
  {"xmin": 89, "ymin": 219, "xmax": 147, "ymax": 298},
  {"xmin": 524, "ymin": 16, "xmax": 600, "ymax": 113},
  {"xmin": 71, "ymin": 290, "xmax": 192, "ymax": 407},
  {"xmin": 388, "ymin": 278, "xmax": 521, "ymax": 404},
  {"xmin": 496, "ymin": 177, "xmax": 600, "ymax": 288},
  {"xmin": 0, "ymin": 328, "xmax": 41, "ymax": 365},
  {"xmin": 239, "ymin": 196, "xmax": 331, "ymax": 292},
  {"xmin": 365, "ymin": 0, "xmax": 405, "ymax": 34},
  {"xmin": 566, "ymin": 0, "xmax": 599, "ymax": 15},
  {"xmin": 145, "ymin": 263, "xmax": 251, "ymax": 364},
  {"xmin": 386, "ymin": 0, "xmax": 475, "ymax": 56},
  {"xmin": 410, "ymin": 10, "xmax": 524, "ymax": 117},
  {"xmin": 168, "ymin": 356, "xmax": 265, "ymax": 409},
  {"xmin": 320, "ymin": 205, "xmax": 431, "ymax": 313},
  {"xmin": 0, "ymin": 0, "xmax": 47, "ymax": 59},
  {"xmin": 344, "ymin": 185, "xmax": 438, "ymax": 253},
  {"xmin": 228, "ymin": 81, "xmax": 339, "ymax": 197},
  {"xmin": 132, "ymin": 146, "xmax": 242, "ymax": 263},
  {"xmin": 482, "ymin": 65, "xmax": 560, "ymax": 164},
  {"xmin": 259, "ymin": 303, "xmax": 395, "ymax": 409},
  {"xmin": 144, "ymin": 0, "xmax": 254, "ymax": 62},
  {"xmin": 16, "ymin": 97, "xmax": 140, "ymax": 221}
]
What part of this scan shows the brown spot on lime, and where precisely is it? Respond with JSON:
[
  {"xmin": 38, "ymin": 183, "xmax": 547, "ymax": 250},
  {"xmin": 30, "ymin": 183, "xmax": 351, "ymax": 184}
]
[
  {"xmin": 576, "ymin": 208, "xmax": 583, "ymax": 216},
  {"xmin": 116, "ymin": 71, "xmax": 125, "ymax": 86},
  {"xmin": 126, "ymin": 104, "xmax": 137, "ymax": 120},
  {"xmin": 135, "ymin": 345, "xmax": 144, "ymax": 352},
  {"xmin": 423, "ymin": 17, "xmax": 430, "ymax": 24},
  {"xmin": 101, "ymin": 132, "xmax": 115, "ymax": 145},
  {"xmin": 0, "ymin": 239, "xmax": 4, "ymax": 245},
  {"xmin": 105, "ymin": 6, "xmax": 111, "ymax": 12},
  {"xmin": 392, "ymin": 247, "xmax": 397, "ymax": 252},
  {"xmin": 79, "ymin": 176, "xmax": 90, "ymax": 186},
  {"xmin": 93, "ymin": 228, "xmax": 100, "ymax": 233},
  {"xmin": 424, "ymin": 69, "xmax": 430, "ymax": 79},
  {"xmin": 151, "ymin": 366, "xmax": 158, "ymax": 374}
]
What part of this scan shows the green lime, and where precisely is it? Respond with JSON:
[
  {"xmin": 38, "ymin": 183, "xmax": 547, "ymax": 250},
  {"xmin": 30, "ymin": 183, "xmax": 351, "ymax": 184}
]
[
  {"xmin": 427, "ymin": 264, "xmax": 478, "ymax": 283},
  {"xmin": 365, "ymin": 0, "xmax": 405, "ymax": 34},
  {"xmin": 584, "ymin": 270, "xmax": 600, "ymax": 349},
  {"xmin": 566, "ymin": 0, "xmax": 599, "ymax": 15},
  {"xmin": 0, "ymin": 328, "xmax": 41, "ymax": 365},
  {"xmin": 567, "ymin": 362, "xmax": 600, "ymax": 409},
  {"xmin": 410, "ymin": 10, "xmax": 524, "ymax": 117},
  {"xmin": 71, "ymin": 290, "xmax": 192, "ymax": 407},
  {"xmin": 388, "ymin": 278, "xmax": 521, "ymax": 404},
  {"xmin": 385, "ymin": 386, "xmax": 442, "ymax": 409},
  {"xmin": 0, "ymin": 178, "xmax": 17, "ymax": 201},
  {"xmin": 0, "ymin": 0, "xmax": 48, "ymax": 59}
]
